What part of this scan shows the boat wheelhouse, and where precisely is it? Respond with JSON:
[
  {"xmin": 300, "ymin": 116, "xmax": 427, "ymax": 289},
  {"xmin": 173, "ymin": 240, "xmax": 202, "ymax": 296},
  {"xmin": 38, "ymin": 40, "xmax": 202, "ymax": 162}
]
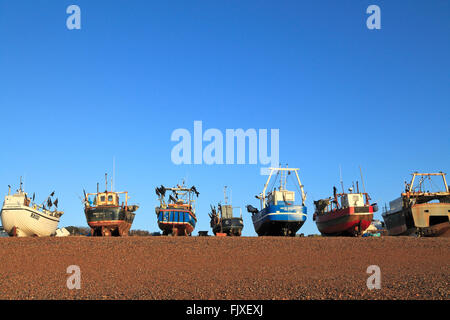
[
  {"xmin": 246, "ymin": 166, "xmax": 307, "ymax": 236},
  {"xmin": 155, "ymin": 183, "xmax": 199, "ymax": 236}
]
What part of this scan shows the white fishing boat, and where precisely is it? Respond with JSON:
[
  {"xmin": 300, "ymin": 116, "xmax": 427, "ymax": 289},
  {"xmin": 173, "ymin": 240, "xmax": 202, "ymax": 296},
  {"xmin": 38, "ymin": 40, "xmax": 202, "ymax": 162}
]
[{"xmin": 0, "ymin": 179, "xmax": 63, "ymax": 237}]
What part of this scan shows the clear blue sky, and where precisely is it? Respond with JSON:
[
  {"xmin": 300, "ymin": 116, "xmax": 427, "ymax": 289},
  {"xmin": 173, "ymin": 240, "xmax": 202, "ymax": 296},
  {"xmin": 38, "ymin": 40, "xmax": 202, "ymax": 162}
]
[{"xmin": 0, "ymin": 0, "xmax": 448, "ymax": 236}]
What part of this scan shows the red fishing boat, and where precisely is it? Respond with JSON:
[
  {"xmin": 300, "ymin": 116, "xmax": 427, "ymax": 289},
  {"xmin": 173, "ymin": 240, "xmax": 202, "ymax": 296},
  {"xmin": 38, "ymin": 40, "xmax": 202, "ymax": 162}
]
[{"xmin": 313, "ymin": 183, "xmax": 378, "ymax": 236}]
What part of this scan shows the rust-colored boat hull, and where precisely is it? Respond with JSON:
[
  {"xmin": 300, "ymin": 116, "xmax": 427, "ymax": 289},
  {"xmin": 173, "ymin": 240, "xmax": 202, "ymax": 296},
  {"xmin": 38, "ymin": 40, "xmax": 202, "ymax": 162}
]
[
  {"xmin": 85, "ymin": 206, "xmax": 136, "ymax": 237},
  {"xmin": 315, "ymin": 206, "xmax": 374, "ymax": 236},
  {"xmin": 88, "ymin": 220, "xmax": 132, "ymax": 236}
]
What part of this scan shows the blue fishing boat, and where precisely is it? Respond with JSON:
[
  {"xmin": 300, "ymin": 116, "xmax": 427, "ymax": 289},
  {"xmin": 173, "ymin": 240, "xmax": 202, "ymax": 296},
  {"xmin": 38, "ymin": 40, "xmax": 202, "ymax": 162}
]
[
  {"xmin": 246, "ymin": 166, "xmax": 307, "ymax": 236},
  {"xmin": 155, "ymin": 183, "xmax": 199, "ymax": 236}
]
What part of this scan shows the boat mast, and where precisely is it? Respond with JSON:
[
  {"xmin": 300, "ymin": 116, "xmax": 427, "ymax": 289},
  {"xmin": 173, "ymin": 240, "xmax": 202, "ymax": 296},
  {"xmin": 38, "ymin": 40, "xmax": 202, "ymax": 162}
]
[
  {"xmin": 359, "ymin": 166, "xmax": 366, "ymax": 194},
  {"xmin": 442, "ymin": 172, "xmax": 449, "ymax": 192},
  {"xmin": 409, "ymin": 172, "xmax": 417, "ymax": 193},
  {"xmin": 112, "ymin": 157, "xmax": 115, "ymax": 192},
  {"xmin": 261, "ymin": 168, "xmax": 275, "ymax": 209},
  {"xmin": 339, "ymin": 165, "xmax": 344, "ymax": 193},
  {"xmin": 284, "ymin": 164, "xmax": 291, "ymax": 189},
  {"xmin": 224, "ymin": 186, "xmax": 228, "ymax": 205},
  {"xmin": 279, "ymin": 169, "xmax": 283, "ymax": 191},
  {"xmin": 293, "ymin": 169, "xmax": 307, "ymax": 205}
]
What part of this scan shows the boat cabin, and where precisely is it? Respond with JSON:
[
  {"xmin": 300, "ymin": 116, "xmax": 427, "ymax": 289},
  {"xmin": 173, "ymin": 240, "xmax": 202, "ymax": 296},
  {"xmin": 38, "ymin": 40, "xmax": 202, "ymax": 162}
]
[
  {"xmin": 3, "ymin": 191, "xmax": 28, "ymax": 207},
  {"xmin": 96, "ymin": 192, "xmax": 119, "ymax": 206},
  {"xmin": 340, "ymin": 193, "xmax": 365, "ymax": 208},
  {"xmin": 315, "ymin": 191, "xmax": 371, "ymax": 215},
  {"xmin": 385, "ymin": 197, "xmax": 403, "ymax": 215},
  {"xmin": 86, "ymin": 191, "xmax": 128, "ymax": 208},
  {"xmin": 267, "ymin": 189, "xmax": 295, "ymax": 206},
  {"xmin": 168, "ymin": 200, "xmax": 191, "ymax": 210},
  {"xmin": 85, "ymin": 173, "xmax": 129, "ymax": 209},
  {"xmin": 221, "ymin": 204, "xmax": 233, "ymax": 219}
]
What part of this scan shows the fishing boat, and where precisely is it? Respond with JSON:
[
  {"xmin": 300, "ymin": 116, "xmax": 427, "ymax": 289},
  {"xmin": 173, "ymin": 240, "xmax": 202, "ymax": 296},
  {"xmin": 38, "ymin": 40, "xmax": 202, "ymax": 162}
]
[
  {"xmin": 83, "ymin": 174, "xmax": 139, "ymax": 236},
  {"xmin": 209, "ymin": 186, "xmax": 243, "ymax": 236},
  {"xmin": 382, "ymin": 172, "xmax": 450, "ymax": 237},
  {"xmin": 313, "ymin": 184, "xmax": 378, "ymax": 237},
  {"xmin": 155, "ymin": 182, "xmax": 199, "ymax": 236},
  {"xmin": 246, "ymin": 166, "xmax": 307, "ymax": 236},
  {"xmin": 1, "ymin": 178, "xmax": 63, "ymax": 237}
]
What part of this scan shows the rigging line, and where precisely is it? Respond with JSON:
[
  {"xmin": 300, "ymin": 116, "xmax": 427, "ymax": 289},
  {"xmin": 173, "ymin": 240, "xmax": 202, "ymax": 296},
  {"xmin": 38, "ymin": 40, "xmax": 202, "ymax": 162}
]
[
  {"xmin": 287, "ymin": 173, "xmax": 303, "ymax": 204},
  {"xmin": 268, "ymin": 171, "xmax": 279, "ymax": 193},
  {"xmin": 428, "ymin": 176, "xmax": 441, "ymax": 192}
]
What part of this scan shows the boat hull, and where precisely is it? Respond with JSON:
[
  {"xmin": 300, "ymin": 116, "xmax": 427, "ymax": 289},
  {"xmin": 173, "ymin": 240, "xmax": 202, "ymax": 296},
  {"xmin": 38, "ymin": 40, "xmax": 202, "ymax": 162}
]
[
  {"xmin": 1, "ymin": 206, "xmax": 61, "ymax": 237},
  {"xmin": 212, "ymin": 217, "xmax": 243, "ymax": 236},
  {"xmin": 156, "ymin": 208, "xmax": 196, "ymax": 236},
  {"xmin": 85, "ymin": 206, "xmax": 136, "ymax": 236},
  {"xmin": 315, "ymin": 206, "xmax": 373, "ymax": 236},
  {"xmin": 252, "ymin": 203, "xmax": 307, "ymax": 236},
  {"xmin": 383, "ymin": 202, "xmax": 450, "ymax": 237}
]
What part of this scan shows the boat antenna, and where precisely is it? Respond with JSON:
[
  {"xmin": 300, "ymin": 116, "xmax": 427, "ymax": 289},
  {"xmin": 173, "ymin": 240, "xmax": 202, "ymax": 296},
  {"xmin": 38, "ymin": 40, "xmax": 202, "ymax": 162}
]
[
  {"xmin": 224, "ymin": 186, "xmax": 228, "ymax": 205},
  {"xmin": 339, "ymin": 165, "xmax": 344, "ymax": 193},
  {"xmin": 112, "ymin": 156, "xmax": 115, "ymax": 192},
  {"xmin": 105, "ymin": 173, "xmax": 108, "ymax": 192},
  {"xmin": 359, "ymin": 166, "xmax": 366, "ymax": 194},
  {"xmin": 97, "ymin": 182, "xmax": 99, "ymax": 193},
  {"xmin": 279, "ymin": 167, "xmax": 283, "ymax": 190},
  {"xmin": 284, "ymin": 164, "xmax": 288, "ymax": 189}
]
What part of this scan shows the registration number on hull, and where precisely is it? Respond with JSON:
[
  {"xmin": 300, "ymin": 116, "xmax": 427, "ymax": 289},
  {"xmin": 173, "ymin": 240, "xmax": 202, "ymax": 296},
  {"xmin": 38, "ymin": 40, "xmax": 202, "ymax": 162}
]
[{"xmin": 30, "ymin": 212, "xmax": 40, "ymax": 220}]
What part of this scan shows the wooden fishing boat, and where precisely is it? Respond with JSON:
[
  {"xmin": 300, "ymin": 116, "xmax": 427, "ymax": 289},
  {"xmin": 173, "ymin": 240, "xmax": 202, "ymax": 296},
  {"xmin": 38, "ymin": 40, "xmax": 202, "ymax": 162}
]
[
  {"xmin": 1, "ymin": 178, "xmax": 63, "ymax": 237},
  {"xmin": 155, "ymin": 183, "xmax": 198, "ymax": 236},
  {"xmin": 84, "ymin": 174, "xmax": 139, "ymax": 236}
]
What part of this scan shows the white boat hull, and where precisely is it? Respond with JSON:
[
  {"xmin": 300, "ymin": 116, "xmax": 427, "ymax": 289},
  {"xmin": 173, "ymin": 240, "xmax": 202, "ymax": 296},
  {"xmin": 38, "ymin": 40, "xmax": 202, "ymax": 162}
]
[{"xmin": 1, "ymin": 205, "xmax": 61, "ymax": 237}]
